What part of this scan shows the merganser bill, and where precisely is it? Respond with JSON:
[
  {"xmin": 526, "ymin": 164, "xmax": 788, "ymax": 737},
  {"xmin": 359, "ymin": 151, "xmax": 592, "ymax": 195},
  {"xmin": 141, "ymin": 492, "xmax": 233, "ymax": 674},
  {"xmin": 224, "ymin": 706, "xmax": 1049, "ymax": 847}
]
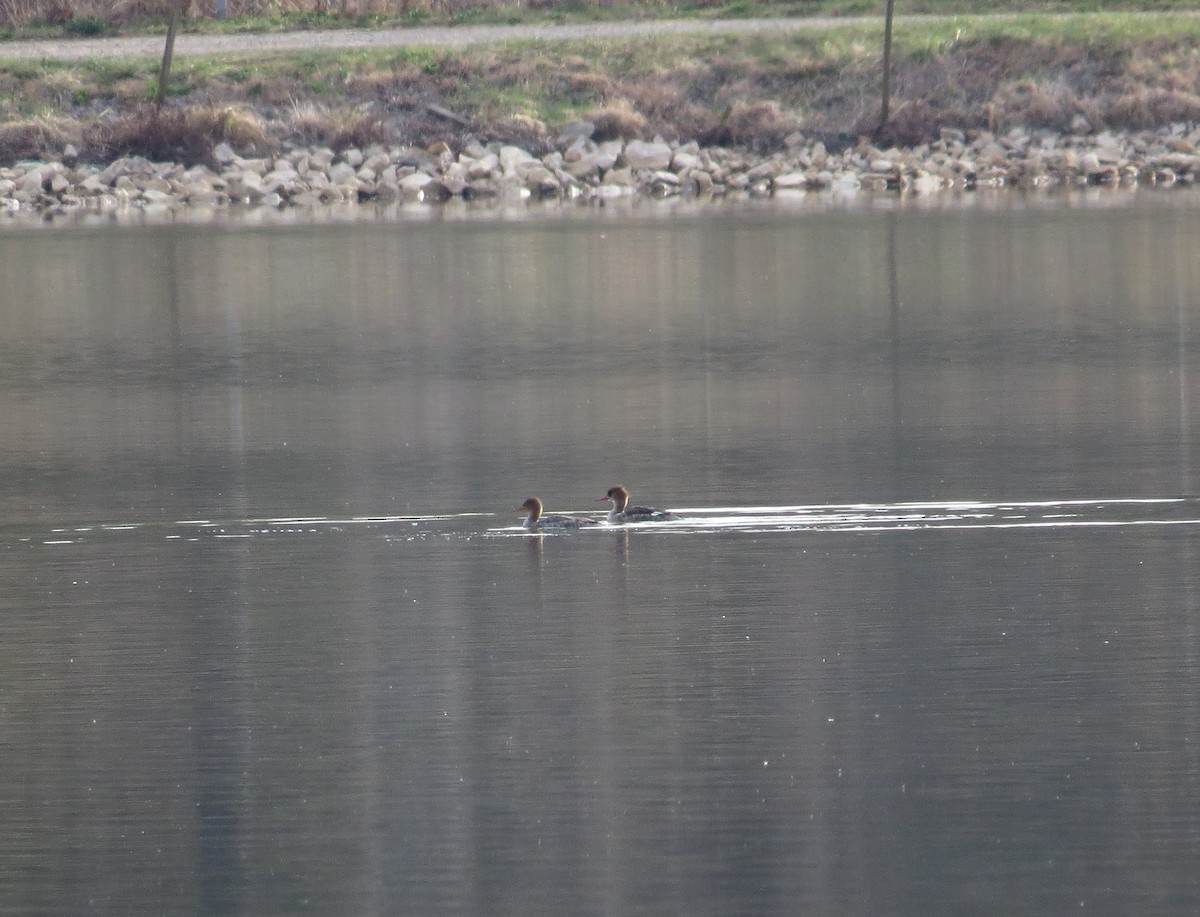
[
  {"xmin": 516, "ymin": 497, "xmax": 598, "ymax": 532},
  {"xmin": 595, "ymin": 485, "xmax": 680, "ymax": 524}
]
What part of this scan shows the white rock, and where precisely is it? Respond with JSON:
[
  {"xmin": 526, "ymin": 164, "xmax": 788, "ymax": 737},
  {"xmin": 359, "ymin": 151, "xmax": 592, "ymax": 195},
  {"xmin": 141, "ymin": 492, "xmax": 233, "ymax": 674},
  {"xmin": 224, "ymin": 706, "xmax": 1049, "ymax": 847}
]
[
  {"xmin": 595, "ymin": 140, "xmax": 623, "ymax": 171},
  {"xmin": 399, "ymin": 171, "xmax": 435, "ymax": 190},
  {"xmin": 328, "ymin": 162, "xmax": 358, "ymax": 185},
  {"xmin": 671, "ymin": 150, "xmax": 700, "ymax": 172},
  {"xmin": 522, "ymin": 165, "xmax": 561, "ymax": 194},
  {"xmin": 213, "ymin": 143, "xmax": 237, "ymax": 164},
  {"xmin": 623, "ymin": 138, "xmax": 672, "ymax": 170},
  {"xmin": 594, "ymin": 183, "xmax": 633, "ymax": 199},
  {"xmin": 185, "ymin": 188, "xmax": 222, "ymax": 205},
  {"xmin": 557, "ymin": 121, "xmax": 594, "ymax": 147},
  {"xmin": 20, "ymin": 167, "xmax": 47, "ymax": 195},
  {"xmin": 563, "ymin": 134, "xmax": 595, "ymax": 162},
  {"xmin": 363, "ymin": 151, "xmax": 391, "ymax": 172},
  {"xmin": 290, "ymin": 190, "xmax": 325, "ymax": 207},
  {"xmin": 233, "ymin": 157, "xmax": 269, "ymax": 176},
  {"xmin": 499, "ymin": 145, "xmax": 537, "ymax": 173},
  {"xmin": 773, "ymin": 171, "xmax": 808, "ymax": 189},
  {"xmin": 603, "ymin": 167, "xmax": 636, "ymax": 186},
  {"xmin": 433, "ymin": 164, "xmax": 464, "ymax": 195},
  {"xmin": 564, "ymin": 157, "xmax": 600, "ymax": 180}
]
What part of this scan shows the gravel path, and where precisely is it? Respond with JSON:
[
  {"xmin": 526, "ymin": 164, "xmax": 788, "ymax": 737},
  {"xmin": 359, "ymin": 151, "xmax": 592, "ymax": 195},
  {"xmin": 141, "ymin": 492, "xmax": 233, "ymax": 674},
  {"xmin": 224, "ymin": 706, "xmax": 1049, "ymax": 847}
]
[{"xmin": 0, "ymin": 15, "xmax": 909, "ymax": 61}]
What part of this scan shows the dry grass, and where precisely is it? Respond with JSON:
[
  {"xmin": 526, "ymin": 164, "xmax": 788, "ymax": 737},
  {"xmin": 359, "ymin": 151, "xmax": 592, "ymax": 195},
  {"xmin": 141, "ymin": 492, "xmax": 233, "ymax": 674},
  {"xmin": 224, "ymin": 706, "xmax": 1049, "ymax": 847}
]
[
  {"xmin": 327, "ymin": 110, "xmax": 397, "ymax": 149},
  {"xmin": 704, "ymin": 99, "xmax": 799, "ymax": 150},
  {"xmin": 86, "ymin": 103, "xmax": 268, "ymax": 164},
  {"xmin": 588, "ymin": 99, "xmax": 646, "ymax": 140},
  {"xmin": 0, "ymin": 116, "xmax": 76, "ymax": 160},
  {"xmin": 3, "ymin": 15, "xmax": 1200, "ymax": 161}
]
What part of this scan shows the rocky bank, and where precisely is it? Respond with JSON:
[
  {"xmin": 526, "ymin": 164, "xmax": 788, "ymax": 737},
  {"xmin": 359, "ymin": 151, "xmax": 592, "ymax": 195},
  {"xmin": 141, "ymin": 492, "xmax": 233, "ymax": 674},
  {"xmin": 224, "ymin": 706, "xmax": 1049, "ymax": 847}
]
[{"xmin": 4, "ymin": 121, "xmax": 1200, "ymax": 217}]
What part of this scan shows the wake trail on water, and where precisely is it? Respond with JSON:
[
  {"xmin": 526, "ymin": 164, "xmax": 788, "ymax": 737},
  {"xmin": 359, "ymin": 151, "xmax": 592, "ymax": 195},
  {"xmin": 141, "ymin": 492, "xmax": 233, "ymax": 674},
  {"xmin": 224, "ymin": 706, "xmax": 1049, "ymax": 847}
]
[{"xmin": 12, "ymin": 498, "xmax": 1200, "ymax": 546}]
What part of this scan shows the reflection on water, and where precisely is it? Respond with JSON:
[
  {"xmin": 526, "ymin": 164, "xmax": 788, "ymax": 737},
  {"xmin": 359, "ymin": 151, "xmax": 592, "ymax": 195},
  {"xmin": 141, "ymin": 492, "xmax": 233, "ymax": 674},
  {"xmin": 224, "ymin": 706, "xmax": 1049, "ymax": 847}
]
[
  {"xmin": 1, "ymin": 199, "xmax": 1199, "ymax": 916},
  {"xmin": 18, "ymin": 496, "xmax": 1200, "ymax": 547}
]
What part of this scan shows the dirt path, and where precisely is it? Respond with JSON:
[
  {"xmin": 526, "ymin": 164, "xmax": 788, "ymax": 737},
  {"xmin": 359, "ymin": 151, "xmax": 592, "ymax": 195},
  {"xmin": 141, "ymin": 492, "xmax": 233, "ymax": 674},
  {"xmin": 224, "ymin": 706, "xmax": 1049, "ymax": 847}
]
[{"xmin": 0, "ymin": 15, "xmax": 916, "ymax": 61}]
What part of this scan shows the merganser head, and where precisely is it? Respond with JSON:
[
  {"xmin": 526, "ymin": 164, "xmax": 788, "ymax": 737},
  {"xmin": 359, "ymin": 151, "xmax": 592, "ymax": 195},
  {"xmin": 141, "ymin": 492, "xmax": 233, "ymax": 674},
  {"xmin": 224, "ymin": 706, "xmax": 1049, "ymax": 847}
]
[
  {"xmin": 596, "ymin": 485, "xmax": 630, "ymax": 512},
  {"xmin": 516, "ymin": 497, "xmax": 543, "ymax": 525}
]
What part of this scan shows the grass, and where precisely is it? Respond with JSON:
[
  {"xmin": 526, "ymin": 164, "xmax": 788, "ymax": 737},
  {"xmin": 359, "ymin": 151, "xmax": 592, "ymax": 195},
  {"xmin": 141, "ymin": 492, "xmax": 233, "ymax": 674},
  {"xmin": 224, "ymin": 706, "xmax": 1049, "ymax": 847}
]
[
  {"xmin": 0, "ymin": 11, "xmax": 1198, "ymax": 164},
  {"xmin": 0, "ymin": 0, "xmax": 1198, "ymax": 36}
]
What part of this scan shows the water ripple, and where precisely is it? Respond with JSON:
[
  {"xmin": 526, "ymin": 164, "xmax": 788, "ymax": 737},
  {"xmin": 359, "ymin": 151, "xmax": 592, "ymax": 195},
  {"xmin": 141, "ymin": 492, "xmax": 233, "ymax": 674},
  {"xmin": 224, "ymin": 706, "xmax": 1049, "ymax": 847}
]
[{"xmin": 14, "ymin": 498, "xmax": 1200, "ymax": 546}]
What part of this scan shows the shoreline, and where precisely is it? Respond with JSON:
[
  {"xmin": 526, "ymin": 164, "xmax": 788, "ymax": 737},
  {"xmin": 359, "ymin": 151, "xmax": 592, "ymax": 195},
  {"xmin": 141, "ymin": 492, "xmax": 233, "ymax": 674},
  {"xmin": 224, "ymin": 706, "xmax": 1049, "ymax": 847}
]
[{"xmin": 3, "ymin": 122, "xmax": 1197, "ymax": 224}]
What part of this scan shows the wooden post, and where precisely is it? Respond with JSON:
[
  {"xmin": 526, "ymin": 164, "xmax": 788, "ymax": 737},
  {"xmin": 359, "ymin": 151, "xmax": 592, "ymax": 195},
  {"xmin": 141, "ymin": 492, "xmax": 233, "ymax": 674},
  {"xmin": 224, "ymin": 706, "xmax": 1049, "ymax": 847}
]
[
  {"xmin": 156, "ymin": 0, "xmax": 185, "ymax": 105},
  {"xmin": 878, "ymin": 0, "xmax": 895, "ymax": 136}
]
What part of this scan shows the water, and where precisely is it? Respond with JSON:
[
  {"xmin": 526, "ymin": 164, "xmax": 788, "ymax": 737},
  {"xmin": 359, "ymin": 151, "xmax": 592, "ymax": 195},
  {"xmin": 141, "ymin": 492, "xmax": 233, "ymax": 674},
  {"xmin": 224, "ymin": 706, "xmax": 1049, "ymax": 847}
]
[{"xmin": 1, "ymin": 196, "xmax": 1199, "ymax": 915}]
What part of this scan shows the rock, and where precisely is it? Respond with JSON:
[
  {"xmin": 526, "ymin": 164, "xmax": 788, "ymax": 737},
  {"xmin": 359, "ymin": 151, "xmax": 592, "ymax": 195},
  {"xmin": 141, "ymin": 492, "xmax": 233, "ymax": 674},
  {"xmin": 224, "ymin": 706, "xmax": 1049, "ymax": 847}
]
[
  {"xmin": 233, "ymin": 157, "xmax": 269, "ymax": 176},
  {"xmin": 328, "ymin": 161, "xmax": 358, "ymax": 185},
  {"xmin": 461, "ymin": 139, "xmax": 490, "ymax": 159},
  {"xmin": 465, "ymin": 179, "xmax": 499, "ymax": 198},
  {"xmin": 594, "ymin": 140, "xmax": 623, "ymax": 171},
  {"xmin": 141, "ymin": 188, "xmax": 174, "ymax": 205},
  {"xmin": 685, "ymin": 168, "xmax": 715, "ymax": 194},
  {"xmin": 290, "ymin": 190, "xmax": 326, "ymax": 207},
  {"xmin": 20, "ymin": 166, "xmax": 47, "ymax": 195},
  {"xmin": 464, "ymin": 152, "xmax": 499, "ymax": 178},
  {"xmin": 79, "ymin": 173, "xmax": 108, "ymax": 193},
  {"xmin": 603, "ymin": 167, "xmax": 636, "ymax": 187},
  {"xmin": 363, "ymin": 151, "xmax": 391, "ymax": 173},
  {"xmin": 499, "ymin": 145, "xmax": 537, "ymax": 173},
  {"xmin": 213, "ymin": 142, "xmax": 237, "ymax": 165},
  {"xmin": 671, "ymin": 150, "xmax": 701, "ymax": 172},
  {"xmin": 399, "ymin": 171, "xmax": 435, "ymax": 191},
  {"xmin": 521, "ymin": 165, "xmax": 561, "ymax": 195},
  {"xmin": 341, "ymin": 148, "xmax": 364, "ymax": 168},
  {"xmin": 622, "ymin": 138, "xmax": 672, "ymax": 171},
  {"xmin": 185, "ymin": 187, "xmax": 223, "ymax": 205},
  {"xmin": 773, "ymin": 171, "xmax": 808, "ymax": 190},
  {"xmin": 746, "ymin": 160, "xmax": 780, "ymax": 182},
  {"xmin": 556, "ymin": 121, "xmax": 594, "ymax": 147},
  {"xmin": 440, "ymin": 163, "xmax": 470, "ymax": 196},
  {"xmin": 563, "ymin": 157, "xmax": 600, "ymax": 181}
]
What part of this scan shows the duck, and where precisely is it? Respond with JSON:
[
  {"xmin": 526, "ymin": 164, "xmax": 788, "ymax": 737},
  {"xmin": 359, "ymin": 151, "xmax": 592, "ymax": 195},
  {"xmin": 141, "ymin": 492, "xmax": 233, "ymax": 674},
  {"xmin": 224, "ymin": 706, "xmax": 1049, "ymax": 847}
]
[
  {"xmin": 595, "ymin": 485, "xmax": 680, "ymax": 524},
  {"xmin": 515, "ymin": 497, "xmax": 598, "ymax": 532}
]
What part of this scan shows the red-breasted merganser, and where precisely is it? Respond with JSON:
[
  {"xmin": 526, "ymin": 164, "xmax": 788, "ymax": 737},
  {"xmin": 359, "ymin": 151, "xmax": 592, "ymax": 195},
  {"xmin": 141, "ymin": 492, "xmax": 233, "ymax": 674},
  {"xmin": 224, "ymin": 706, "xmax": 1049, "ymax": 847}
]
[
  {"xmin": 516, "ymin": 497, "xmax": 598, "ymax": 532},
  {"xmin": 595, "ymin": 485, "xmax": 680, "ymax": 524}
]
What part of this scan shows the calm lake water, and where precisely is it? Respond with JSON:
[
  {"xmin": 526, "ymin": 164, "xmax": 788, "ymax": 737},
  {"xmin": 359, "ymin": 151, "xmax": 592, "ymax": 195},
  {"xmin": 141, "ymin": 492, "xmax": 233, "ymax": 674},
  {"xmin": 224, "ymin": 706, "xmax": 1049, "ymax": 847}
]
[{"xmin": 1, "ymin": 194, "xmax": 1199, "ymax": 916}]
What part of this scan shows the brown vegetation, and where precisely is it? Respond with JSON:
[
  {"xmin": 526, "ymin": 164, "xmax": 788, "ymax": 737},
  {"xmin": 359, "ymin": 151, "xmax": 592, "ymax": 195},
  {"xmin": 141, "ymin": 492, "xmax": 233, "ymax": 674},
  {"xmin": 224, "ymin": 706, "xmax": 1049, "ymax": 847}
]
[
  {"xmin": 87, "ymin": 104, "xmax": 267, "ymax": 164},
  {"xmin": 0, "ymin": 117, "xmax": 75, "ymax": 161},
  {"xmin": 2, "ymin": 16, "xmax": 1199, "ymax": 167}
]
